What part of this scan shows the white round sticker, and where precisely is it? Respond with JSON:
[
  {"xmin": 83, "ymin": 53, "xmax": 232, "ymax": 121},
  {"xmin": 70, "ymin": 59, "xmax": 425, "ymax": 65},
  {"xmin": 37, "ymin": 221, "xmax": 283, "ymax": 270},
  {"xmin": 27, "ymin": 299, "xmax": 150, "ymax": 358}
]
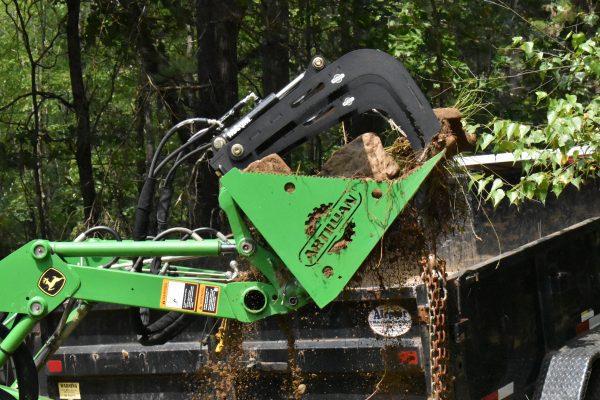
[{"xmin": 368, "ymin": 305, "xmax": 412, "ymax": 338}]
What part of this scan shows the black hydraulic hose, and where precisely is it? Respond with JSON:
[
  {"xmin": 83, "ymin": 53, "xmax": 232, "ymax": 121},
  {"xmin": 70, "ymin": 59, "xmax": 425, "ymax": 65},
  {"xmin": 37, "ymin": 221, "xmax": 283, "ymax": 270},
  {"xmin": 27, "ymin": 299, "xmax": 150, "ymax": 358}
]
[
  {"xmin": 133, "ymin": 176, "xmax": 158, "ymax": 241},
  {"xmin": 132, "ymin": 228, "xmax": 199, "ymax": 346},
  {"xmin": 134, "ymin": 129, "xmax": 213, "ymax": 241},
  {"xmin": 137, "ymin": 313, "xmax": 194, "ymax": 346},
  {"xmin": 77, "ymin": 226, "xmax": 122, "ymax": 268},
  {"xmin": 79, "ymin": 225, "xmax": 122, "ymax": 240},
  {"xmin": 131, "ymin": 116, "xmax": 228, "ymax": 345},
  {"xmin": 165, "ymin": 144, "xmax": 211, "ymax": 183},
  {"xmin": 148, "ymin": 118, "xmax": 216, "ymax": 176},
  {"xmin": 156, "ymin": 150, "xmax": 185, "ymax": 234},
  {"xmin": 154, "ymin": 141, "xmax": 211, "ymax": 176},
  {"xmin": 157, "ymin": 145, "xmax": 210, "ymax": 233}
]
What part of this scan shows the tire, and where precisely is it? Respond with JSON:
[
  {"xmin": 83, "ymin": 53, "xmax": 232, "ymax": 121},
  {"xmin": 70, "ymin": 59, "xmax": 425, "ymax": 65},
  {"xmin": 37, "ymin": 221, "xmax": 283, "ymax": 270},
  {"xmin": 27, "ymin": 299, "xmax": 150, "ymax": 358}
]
[{"xmin": 0, "ymin": 325, "xmax": 38, "ymax": 400}]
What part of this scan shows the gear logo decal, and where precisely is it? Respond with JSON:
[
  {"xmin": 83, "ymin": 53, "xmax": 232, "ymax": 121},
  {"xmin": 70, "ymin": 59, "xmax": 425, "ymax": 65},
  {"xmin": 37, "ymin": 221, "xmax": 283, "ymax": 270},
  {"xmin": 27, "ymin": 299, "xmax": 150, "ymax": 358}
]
[{"xmin": 38, "ymin": 268, "xmax": 66, "ymax": 297}]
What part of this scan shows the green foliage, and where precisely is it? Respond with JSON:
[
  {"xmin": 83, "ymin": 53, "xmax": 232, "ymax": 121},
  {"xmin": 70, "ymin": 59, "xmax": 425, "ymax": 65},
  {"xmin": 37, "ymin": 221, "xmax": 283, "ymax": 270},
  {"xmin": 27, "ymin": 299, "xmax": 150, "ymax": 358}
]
[{"xmin": 469, "ymin": 23, "xmax": 599, "ymax": 207}]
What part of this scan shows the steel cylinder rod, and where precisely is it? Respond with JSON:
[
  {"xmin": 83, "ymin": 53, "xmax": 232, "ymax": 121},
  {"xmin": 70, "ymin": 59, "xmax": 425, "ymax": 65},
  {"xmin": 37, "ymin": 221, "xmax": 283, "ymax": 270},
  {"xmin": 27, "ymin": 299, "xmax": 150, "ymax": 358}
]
[{"xmin": 50, "ymin": 240, "xmax": 235, "ymax": 257}]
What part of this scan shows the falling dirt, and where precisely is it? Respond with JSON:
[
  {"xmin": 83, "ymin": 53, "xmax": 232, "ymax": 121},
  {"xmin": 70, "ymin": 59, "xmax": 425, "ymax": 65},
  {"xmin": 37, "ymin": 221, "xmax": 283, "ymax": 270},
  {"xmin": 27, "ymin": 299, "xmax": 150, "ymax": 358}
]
[
  {"xmin": 193, "ymin": 319, "xmax": 258, "ymax": 400},
  {"xmin": 276, "ymin": 315, "xmax": 305, "ymax": 400}
]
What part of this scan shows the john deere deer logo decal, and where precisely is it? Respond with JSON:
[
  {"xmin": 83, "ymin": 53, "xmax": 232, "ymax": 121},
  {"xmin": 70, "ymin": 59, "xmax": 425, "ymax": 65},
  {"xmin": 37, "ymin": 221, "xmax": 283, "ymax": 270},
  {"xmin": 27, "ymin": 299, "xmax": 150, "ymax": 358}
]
[{"xmin": 38, "ymin": 268, "xmax": 66, "ymax": 296}]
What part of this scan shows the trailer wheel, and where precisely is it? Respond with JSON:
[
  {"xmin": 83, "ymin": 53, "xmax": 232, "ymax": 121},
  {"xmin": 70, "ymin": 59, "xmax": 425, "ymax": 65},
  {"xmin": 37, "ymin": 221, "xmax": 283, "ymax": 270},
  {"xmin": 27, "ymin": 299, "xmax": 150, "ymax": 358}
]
[{"xmin": 584, "ymin": 360, "xmax": 600, "ymax": 399}]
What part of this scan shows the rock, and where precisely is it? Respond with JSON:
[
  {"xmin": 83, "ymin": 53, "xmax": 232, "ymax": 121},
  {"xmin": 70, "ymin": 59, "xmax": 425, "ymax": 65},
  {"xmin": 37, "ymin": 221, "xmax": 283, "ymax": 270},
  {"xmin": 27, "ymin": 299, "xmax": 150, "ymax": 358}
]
[
  {"xmin": 296, "ymin": 384, "xmax": 307, "ymax": 396},
  {"xmin": 243, "ymin": 154, "xmax": 292, "ymax": 174},
  {"xmin": 319, "ymin": 133, "xmax": 400, "ymax": 181}
]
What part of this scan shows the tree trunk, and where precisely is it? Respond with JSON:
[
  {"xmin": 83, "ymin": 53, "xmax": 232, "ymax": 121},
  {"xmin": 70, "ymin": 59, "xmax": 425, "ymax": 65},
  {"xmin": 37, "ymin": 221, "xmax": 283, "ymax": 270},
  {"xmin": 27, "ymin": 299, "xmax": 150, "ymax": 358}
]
[
  {"xmin": 338, "ymin": 0, "xmax": 353, "ymax": 54},
  {"xmin": 66, "ymin": 0, "xmax": 97, "ymax": 224},
  {"xmin": 126, "ymin": 1, "xmax": 188, "ymax": 124},
  {"xmin": 194, "ymin": 0, "xmax": 244, "ymax": 228},
  {"xmin": 134, "ymin": 83, "xmax": 154, "ymax": 193},
  {"xmin": 260, "ymin": 0, "xmax": 289, "ymax": 95},
  {"xmin": 12, "ymin": 0, "xmax": 49, "ymax": 238}
]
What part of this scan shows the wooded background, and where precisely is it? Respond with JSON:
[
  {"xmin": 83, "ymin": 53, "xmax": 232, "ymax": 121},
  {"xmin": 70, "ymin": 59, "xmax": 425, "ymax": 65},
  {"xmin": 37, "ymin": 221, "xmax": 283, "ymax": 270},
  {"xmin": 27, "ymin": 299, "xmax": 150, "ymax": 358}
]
[{"xmin": 0, "ymin": 0, "xmax": 597, "ymax": 256}]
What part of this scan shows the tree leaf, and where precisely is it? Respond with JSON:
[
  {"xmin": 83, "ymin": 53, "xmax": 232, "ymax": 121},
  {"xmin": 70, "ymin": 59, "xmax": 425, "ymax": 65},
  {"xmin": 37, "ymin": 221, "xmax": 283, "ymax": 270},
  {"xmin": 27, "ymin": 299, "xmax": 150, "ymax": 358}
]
[
  {"xmin": 535, "ymin": 91, "xmax": 547, "ymax": 104},
  {"xmin": 479, "ymin": 133, "xmax": 495, "ymax": 150},
  {"xmin": 492, "ymin": 188, "xmax": 506, "ymax": 207},
  {"xmin": 520, "ymin": 41, "xmax": 534, "ymax": 56},
  {"xmin": 572, "ymin": 32, "xmax": 585, "ymax": 49},
  {"xmin": 506, "ymin": 122, "xmax": 517, "ymax": 140},
  {"xmin": 507, "ymin": 190, "xmax": 520, "ymax": 205}
]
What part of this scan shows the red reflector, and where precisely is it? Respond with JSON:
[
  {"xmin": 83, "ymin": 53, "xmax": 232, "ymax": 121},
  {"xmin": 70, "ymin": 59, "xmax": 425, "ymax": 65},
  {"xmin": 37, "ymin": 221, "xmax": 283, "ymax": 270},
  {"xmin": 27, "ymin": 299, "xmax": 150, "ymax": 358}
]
[
  {"xmin": 398, "ymin": 350, "xmax": 418, "ymax": 365},
  {"xmin": 47, "ymin": 359, "xmax": 63, "ymax": 373},
  {"xmin": 481, "ymin": 392, "xmax": 498, "ymax": 400},
  {"xmin": 576, "ymin": 320, "xmax": 590, "ymax": 335}
]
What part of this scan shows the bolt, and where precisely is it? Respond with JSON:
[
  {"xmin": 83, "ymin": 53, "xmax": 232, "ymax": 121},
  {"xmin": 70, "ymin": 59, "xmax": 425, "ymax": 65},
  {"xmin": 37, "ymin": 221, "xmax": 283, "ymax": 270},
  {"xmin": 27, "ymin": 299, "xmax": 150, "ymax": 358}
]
[
  {"xmin": 288, "ymin": 297, "xmax": 298, "ymax": 306},
  {"xmin": 31, "ymin": 242, "xmax": 48, "ymax": 259},
  {"xmin": 312, "ymin": 56, "xmax": 325, "ymax": 70},
  {"xmin": 239, "ymin": 239, "xmax": 255, "ymax": 256},
  {"xmin": 231, "ymin": 143, "xmax": 244, "ymax": 157},
  {"xmin": 29, "ymin": 301, "xmax": 43, "ymax": 316},
  {"xmin": 213, "ymin": 136, "xmax": 227, "ymax": 150}
]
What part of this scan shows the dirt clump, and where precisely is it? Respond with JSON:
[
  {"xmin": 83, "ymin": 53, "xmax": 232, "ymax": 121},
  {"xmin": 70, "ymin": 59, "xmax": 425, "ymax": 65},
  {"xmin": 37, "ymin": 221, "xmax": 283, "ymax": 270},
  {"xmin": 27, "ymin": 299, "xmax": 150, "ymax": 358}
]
[
  {"xmin": 426, "ymin": 107, "xmax": 476, "ymax": 158},
  {"xmin": 304, "ymin": 204, "xmax": 331, "ymax": 236},
  {"xmin": 318, "ymin": 133, "xmax": 400, "ymax": 180},
  {"xmin": 243, "ymin": 153, "xmax": 292, "ymax": 174}
]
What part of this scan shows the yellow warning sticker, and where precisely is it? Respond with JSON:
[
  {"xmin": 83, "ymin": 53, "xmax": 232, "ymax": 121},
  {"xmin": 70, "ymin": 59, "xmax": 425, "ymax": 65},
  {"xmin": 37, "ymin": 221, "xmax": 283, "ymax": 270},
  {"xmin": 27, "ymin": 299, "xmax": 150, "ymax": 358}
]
[
  {"xmin": 58, "ymin": 382, "xmax": 81, "ymax": 400},
  {"xmin": 160, "ymin": 279, "xmax": 199, "ymax": 311}
]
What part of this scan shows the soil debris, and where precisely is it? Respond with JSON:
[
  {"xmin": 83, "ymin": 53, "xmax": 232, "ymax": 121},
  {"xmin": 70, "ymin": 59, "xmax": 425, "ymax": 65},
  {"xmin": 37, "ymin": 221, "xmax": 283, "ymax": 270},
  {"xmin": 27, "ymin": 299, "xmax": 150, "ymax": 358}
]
[
  {"xmin": 318, "ymin": 133, "xmax": 400, "ymax": 180},
  {"xmin": 194, "ymin": 319, "xmax": 257, "ymax": 400},
  {"xmin": 243, "ymin": 153, "xmax": 292, "ymax": 174},
  {"xmin": 277, "ymin": 315, "xmax": 304, "ymax": 400},
  {"xmin": 426, "ymin": 107, "xmax": 476, "ymax": 158},
  {"xmin": 304, "ymin": 204, "xmax": 332, "ymax": 236}
]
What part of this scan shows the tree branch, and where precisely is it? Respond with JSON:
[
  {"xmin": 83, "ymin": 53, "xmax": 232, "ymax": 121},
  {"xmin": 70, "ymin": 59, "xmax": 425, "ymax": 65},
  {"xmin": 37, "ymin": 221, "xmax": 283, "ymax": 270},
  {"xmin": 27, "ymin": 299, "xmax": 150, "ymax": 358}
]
[{"xmin": 0, "ymin": 91, "xmax": 73, "ymax": 112}]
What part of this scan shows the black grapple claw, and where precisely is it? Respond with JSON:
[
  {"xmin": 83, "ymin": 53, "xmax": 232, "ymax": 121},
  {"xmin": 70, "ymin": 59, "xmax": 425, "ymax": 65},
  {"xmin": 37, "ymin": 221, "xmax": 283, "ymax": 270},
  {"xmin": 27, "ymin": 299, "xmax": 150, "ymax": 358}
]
[{"xmin": 210, "ymin": 49, "xmax": 440, "ymax": 174}]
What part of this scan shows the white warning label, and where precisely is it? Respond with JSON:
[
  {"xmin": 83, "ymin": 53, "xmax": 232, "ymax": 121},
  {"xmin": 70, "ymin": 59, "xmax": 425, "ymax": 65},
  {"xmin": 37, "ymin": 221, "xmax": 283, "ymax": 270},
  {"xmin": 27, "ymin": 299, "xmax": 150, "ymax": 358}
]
[
  {"xmin": 58, "ymin": 382, "xmax": 81, "ymax": 399},
  {"xmin": 160, "ymin": 280, "xmax": 198, "ymax": 311},
  {"xmin": 368, "ymin": 305, "xmax": 412, "ymax": 338}
]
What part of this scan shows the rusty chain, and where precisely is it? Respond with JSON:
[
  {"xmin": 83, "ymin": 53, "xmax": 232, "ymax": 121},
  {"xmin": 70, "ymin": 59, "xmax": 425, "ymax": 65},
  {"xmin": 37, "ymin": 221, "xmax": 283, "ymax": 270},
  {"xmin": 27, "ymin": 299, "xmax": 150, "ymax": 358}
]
[{"xmin": 420, "ymin": 254, "xmax": 450, "ymax": 400}]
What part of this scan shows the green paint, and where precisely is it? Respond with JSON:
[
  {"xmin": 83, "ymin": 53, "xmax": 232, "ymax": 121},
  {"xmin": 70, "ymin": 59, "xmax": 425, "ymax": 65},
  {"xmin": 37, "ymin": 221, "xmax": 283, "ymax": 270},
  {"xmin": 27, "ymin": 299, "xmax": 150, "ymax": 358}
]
[{"xmin": 220, "ymin": 151, "xmax": 444, "ymax": 307}]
